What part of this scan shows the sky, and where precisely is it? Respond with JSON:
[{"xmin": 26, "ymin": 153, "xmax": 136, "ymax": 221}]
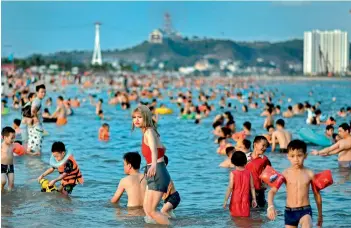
[{"xmin": 2, "ymin": 1, "xmax": 351, "ymax": 57}]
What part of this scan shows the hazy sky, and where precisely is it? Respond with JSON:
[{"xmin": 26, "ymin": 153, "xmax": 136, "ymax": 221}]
[{"xmin": 2, "ymin": 1, "xmax": 351, "ymax": 57}]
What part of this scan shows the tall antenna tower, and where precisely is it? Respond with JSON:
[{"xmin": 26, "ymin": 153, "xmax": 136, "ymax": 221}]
[
  {"xmin": 163, "ymin": 12, "xmax": 173, "ymax": 35},
  {"xmin": 92, "ymin": 22, "xmax": 102, "ymax": 65}
]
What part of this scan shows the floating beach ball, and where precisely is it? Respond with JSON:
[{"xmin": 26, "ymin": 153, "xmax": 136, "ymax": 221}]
[
  {"xmin": 13, "ymin": 143, "xmax": 25, "ymax": 156},
  {"xmin": 332, "ymin": 97, "xmax": 336, "ymax": 102},
  {"xmin": 288, "ymin": 98, "xmax": 292, "ymax": 103}
]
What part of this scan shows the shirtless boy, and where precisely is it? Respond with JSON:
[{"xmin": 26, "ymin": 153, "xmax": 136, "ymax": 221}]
[
  {"xmin": 267, "ymin": 140, "xmax": 323, "ymax": 228},
  {"xmin": 1, "ymin": 127, "xmax": 15, "ymax": 191},
  {"xmin": 272, "ymin": 119, "xmax": 292, "ymax": 153},
  {"xmin": 111, "ymin": 152, "xmax": 146, "ymax": 207}
]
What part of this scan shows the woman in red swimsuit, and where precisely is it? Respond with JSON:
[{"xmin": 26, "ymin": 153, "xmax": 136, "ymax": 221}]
[{"xmin": 132, "ymin": 105, "xmax": 171, "ymax": 225}]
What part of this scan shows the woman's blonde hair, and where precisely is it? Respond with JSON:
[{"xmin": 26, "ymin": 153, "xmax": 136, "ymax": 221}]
[{"xmin": 132, "ymin": 105, "xmax": 159, "ymax": 136}]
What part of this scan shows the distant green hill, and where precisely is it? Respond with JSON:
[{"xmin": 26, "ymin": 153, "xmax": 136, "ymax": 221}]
[{"xmin": 6, "ymin": 38, "xmax": 351, "ymax": 71}]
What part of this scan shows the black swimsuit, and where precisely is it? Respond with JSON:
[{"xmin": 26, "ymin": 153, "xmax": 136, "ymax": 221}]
[{"xmin": 1, "ymin": 164, "xmax": 14, "ymax": 174}]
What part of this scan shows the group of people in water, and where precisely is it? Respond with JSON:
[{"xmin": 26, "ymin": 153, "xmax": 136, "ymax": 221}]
[{"xmin": 1, "ymin": 73, "xmax": 351, "ymax": 227}]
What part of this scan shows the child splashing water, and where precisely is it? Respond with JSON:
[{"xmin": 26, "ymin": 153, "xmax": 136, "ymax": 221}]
[{"xmin": 132, "ymin": 105, "xmax": 171, "ymax": 225}]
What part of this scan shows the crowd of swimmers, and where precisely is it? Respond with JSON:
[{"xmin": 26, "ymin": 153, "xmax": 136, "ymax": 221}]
[{"xmin": 2, "ymin": 73, "xmax": 351, "ymax": 227}]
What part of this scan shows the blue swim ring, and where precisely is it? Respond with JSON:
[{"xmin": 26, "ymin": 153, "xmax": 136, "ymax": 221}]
[
  {"xmin": 298, "ymin": 128, "xmax": 332, "ymax": 147},
  {"xmin": 50, "ymin": 150, "xmax": 72, "ymax": 168}
]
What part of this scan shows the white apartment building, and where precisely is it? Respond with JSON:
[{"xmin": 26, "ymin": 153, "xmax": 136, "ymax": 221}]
[{"xmin": 304, "ymin": 30, "xmax": 349, "ymax": 75}]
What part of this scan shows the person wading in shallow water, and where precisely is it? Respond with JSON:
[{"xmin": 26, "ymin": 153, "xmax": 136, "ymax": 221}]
[{"xmin": 132, "ymin": 105, "xmax": 171, "ymax": 225}]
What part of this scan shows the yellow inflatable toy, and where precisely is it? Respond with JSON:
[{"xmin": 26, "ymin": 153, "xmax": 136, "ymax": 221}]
[
  {"xmin": 155, "ymin": 108, "xmax": 173, "ymax": 115},
  {"xmin": 1, "ymin": 107, "xmax": 10, "ymax": 115},
  {"xmin": 40, "ymin": 179, "xmax": 58, "ymax": 192}
]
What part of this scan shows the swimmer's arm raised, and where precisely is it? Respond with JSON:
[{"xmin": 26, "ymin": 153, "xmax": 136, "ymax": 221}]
[
  {"xmin": 111, "ymin": 180, "xmax": 125, "ymax": 203},
  {"xmin": 326, "ymin": 147, "xmax": 343, "ymax": 155},
  {"xmin": 223, "ymin": 172, "xmax": 234, "ymax": 208},
  {"xmin": 316, "ymin": 142, "xmax": 339, "ymax": 156}
]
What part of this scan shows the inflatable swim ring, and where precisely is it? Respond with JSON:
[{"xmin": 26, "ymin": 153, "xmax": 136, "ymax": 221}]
[
  {"xmin": 155, "ymin": 108, "xmax": 173, "ymax": 115},
  {"xmin": 298, "ymin": 128, "xmax": 332, "ymax": 147},
  {"xmin": 1, "ymin": 107, "xmax": 10, "ymax": 115},
  {"xmin": 50, "ymin": 150, "xmax": 72, "ymax": 168},
  {"xmin": 181, "ymin": 113, "xmax": 196, "ymax": 120}
]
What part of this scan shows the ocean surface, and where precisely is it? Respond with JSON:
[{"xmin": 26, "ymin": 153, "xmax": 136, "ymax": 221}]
[{"xmin": 1, "ymin": 79, "xmax": 351, "ymax": 227}]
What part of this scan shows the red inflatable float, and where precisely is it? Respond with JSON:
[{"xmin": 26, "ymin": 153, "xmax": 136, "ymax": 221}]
[
  {"xmin": 260, "ymin": 166, "xmax": 285, "ymax": 190},
  {"xmin": 13, "ymin": 143, "xmax": 25, "ymax": 156},
  {"xmin": 312, "ymin": 170, "xmax": 333, "ymax": 191}
]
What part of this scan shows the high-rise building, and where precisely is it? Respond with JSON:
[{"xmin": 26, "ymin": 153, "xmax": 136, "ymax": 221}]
[{"xmin": 304, "ymin": 30, "xmax": 349, "ymax": 75}]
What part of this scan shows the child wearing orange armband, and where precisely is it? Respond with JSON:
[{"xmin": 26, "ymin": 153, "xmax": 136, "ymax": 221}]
[{"xmin": 267, "ymin": 140, "xmax": 324, "ymax": 228}]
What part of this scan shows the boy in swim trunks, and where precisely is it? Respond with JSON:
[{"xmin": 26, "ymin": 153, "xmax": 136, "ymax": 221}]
[
  {"xmin": 272, "ymin": 119, "xmax": 291, "ymax": 153},
  {"xmin": 111, "ymin": 152, "xmax": 146, "ymax": 207},
  {"xmin": 161, "ymin": 155, "xmax": 181, "ymax": 218},
  {"xmin": 1, "ymin": 127, "xmax": 16, "ymax": 191},
  {"xmin": 38, "ymin": 141, "xmax": 83, "ymax": 195},
  {"xmin": 267, "ymin": 140, "xmax": 323, "ymax": 227}
]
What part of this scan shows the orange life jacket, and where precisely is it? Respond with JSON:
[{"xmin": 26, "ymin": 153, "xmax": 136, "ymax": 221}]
[{"xmin": 58, "ymin": 156, "xmax": 84, "ymax": 186}]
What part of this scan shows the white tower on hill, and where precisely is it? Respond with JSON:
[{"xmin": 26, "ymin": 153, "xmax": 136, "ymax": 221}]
[{"xmin": 92, "ymin": 22, "xmax": 102, "ymax": 65}]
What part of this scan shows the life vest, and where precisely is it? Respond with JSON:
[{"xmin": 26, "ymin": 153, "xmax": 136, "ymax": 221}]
[
  {"xmin": 58, "ymin": 156, "xmax": 84, "ymax": 186},
  {"xmin": 229, "ymin": 169, "xmax": 251, "ymax": 217}
]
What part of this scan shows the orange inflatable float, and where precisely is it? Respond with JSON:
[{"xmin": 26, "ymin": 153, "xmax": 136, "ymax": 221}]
[
  {"xmin": 13, "ymin": 143, "xmax": 25, "ymax": 156},
  {"xmin": 56, "ymin": 118, "xmax": 68, "ymax": 126},
  {"xmin": 260, "ymin": 165, "xmax": 285, "ymax": 190},
  {"xmin": 312, "ymin": 170, "xmax": 333, "ymax": 191}
]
